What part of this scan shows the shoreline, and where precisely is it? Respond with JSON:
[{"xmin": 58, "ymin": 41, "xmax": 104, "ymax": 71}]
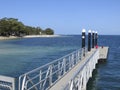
[
  {"xmin": 23, "ymin": 35, "xmax": 61, "ymax": 38},
  {"xmin": 0, "ymin": 36, "xmax": 20, "ymax": 40},
  {"xmin": 0, "ymin": 35, "xmax": 61, "ymax": 40}
]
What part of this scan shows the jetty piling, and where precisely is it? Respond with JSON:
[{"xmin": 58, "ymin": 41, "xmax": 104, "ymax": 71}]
[
  {"xmin": 88, "ymin": 30, "xmax": 91, "ymax": 51},
  {"xmin": 92, "ymin": 31, "xmax": 95, "ymax": 48},
  {"xmin": 95, "ymin": 31, "xmax": 98, "ymax": 46},
  {"xmin": 82, "ymin": 29, "xmax": 86, "ymax": 56}
]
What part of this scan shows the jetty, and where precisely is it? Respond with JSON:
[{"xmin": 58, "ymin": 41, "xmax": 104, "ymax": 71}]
[
  {"xmin": 0, "ymin": 29, "xmax": 109, "ymax": 90},
  {"xmin": 49, "ymin": 47, "xmax": 109, "ymax": 90},
  {"xmin": 99, "ymin": 47, "xmax": 109, "ymax": 62}
]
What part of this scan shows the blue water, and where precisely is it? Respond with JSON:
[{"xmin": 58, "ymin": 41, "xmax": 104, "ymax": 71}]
[
  {"xmin": 0, "ymin": 35, "xmax": 120, "ymax": 90},
  {"xmin": 0, "ymin": 36, "xmax": 81, "ymax": 77},
  {"xmin": 87, "ymin": 35, "xmax": 120, "ymax": 90}
]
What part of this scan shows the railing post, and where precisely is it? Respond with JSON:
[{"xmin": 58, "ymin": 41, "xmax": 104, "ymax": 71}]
[
  {"xmin": 21, "ymin": 75, "xmax": 26, "ymax": 90},
  {"xmin": 12, "ymin": 79, "xmax": 15, "ymax": 90},
  {"xmin": 49, "ymin": 65, "xmax": 52, "ymax": 86},
  {"xmin": 69, "ymin": 56, "xmax": 71, "ymax": 70},
  {"xmin": 75, "ymin": 52, "xmax": 77, "ymax": 64},
  {"xmin": 58, "ymin": 61, "xmax": 61, "ymax": 78},
  {"xmin": 63, "ymin": 58, "xmax": 66, "ymax": 74},
  {"xmin": 39, "ymin": 70, "xmax": 42, "ymax": 89},
  {"xmin": 77, "ymin": 50, "xmax": 80, "ymax": 62},
  {"xmin": 72, "ymin": 54, "xmax": 74, "ymax": 66},
  {"xmin": 69, "ymin": 80, "xmax": 73, "ymax": 90}
]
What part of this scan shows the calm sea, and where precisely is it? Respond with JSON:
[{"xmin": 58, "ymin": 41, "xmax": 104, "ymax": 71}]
[{"xmin": 0, "ymin": 35, "xmax": 120, "ymax": 90}]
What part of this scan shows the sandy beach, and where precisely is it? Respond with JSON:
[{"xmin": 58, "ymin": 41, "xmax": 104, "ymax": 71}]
[
  {"xmin": 0, "ymin": 35, "xmax": 61, "ymax": 40},
  {"xmin": 23, "ymin": 35, "xmax": 61, "ymax": 38},
  {"xmin": 0, "ymin": 36, "xmax": 20, "ymax": 40}
]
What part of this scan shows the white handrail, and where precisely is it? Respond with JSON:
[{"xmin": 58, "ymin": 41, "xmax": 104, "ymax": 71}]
[
  {"xmin": 66, "ymin": 49, "xmax": 99, "ymax": 90},
  {"xmin": 0, "ymin": 75, "xmax": 15, "ymax": 90},
  {"xmin": 19, "ymin": 48, "xmax": 87, "ymax": 90}
]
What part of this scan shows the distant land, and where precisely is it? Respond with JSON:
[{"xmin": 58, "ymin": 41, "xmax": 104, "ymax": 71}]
[
  {"xmin": 0, "ymin": 17, "xmax": 54, "ymax": 38},
  {"xmin": 0, "ymin": 35, "xmax": 61, "ymax": 40}
]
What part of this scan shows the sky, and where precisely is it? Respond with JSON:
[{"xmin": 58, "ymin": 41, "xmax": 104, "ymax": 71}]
[{"xmin": 0, "ymin": 0, "xmax": 120, "ymax": 35}]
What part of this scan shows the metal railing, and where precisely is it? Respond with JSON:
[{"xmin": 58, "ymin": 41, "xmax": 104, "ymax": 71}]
[
  {"xmin": 0, "ymin": 75, "xmax": 15, "ymax": 90},
  {"xmin": 65, "ymin": 48, "xmax": 99, "ymax": 90},
  {"xmin": 19, "ymin": 48, "xmax": 87, "ymax": 90}
]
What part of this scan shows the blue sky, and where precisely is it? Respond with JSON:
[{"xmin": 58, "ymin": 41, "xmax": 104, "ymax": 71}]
[{"xmin": 0, "ymin": 0, "xmax": 120, "ymax": 35}]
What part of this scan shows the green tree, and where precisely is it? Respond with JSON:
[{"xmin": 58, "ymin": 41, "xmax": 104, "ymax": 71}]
[
  {"xmin": 44, "ymin": 28, "xmax": 54, "ymax": 35},
  {"xmin": 0, "ymin": 17, "xmax": 25, "ymax": 36},
  {"xmin": 0, "ymin": 17, "xmax": 54, "ymax": 36},
  {"xmin": 0, "ymin": 18, "xmax": 11, "ymax": 36}
]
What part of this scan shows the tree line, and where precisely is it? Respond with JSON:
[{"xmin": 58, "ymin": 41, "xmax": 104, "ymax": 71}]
[{"xmin": 0, "ymin": 17, "xmax": 54, "ymax": 37}]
